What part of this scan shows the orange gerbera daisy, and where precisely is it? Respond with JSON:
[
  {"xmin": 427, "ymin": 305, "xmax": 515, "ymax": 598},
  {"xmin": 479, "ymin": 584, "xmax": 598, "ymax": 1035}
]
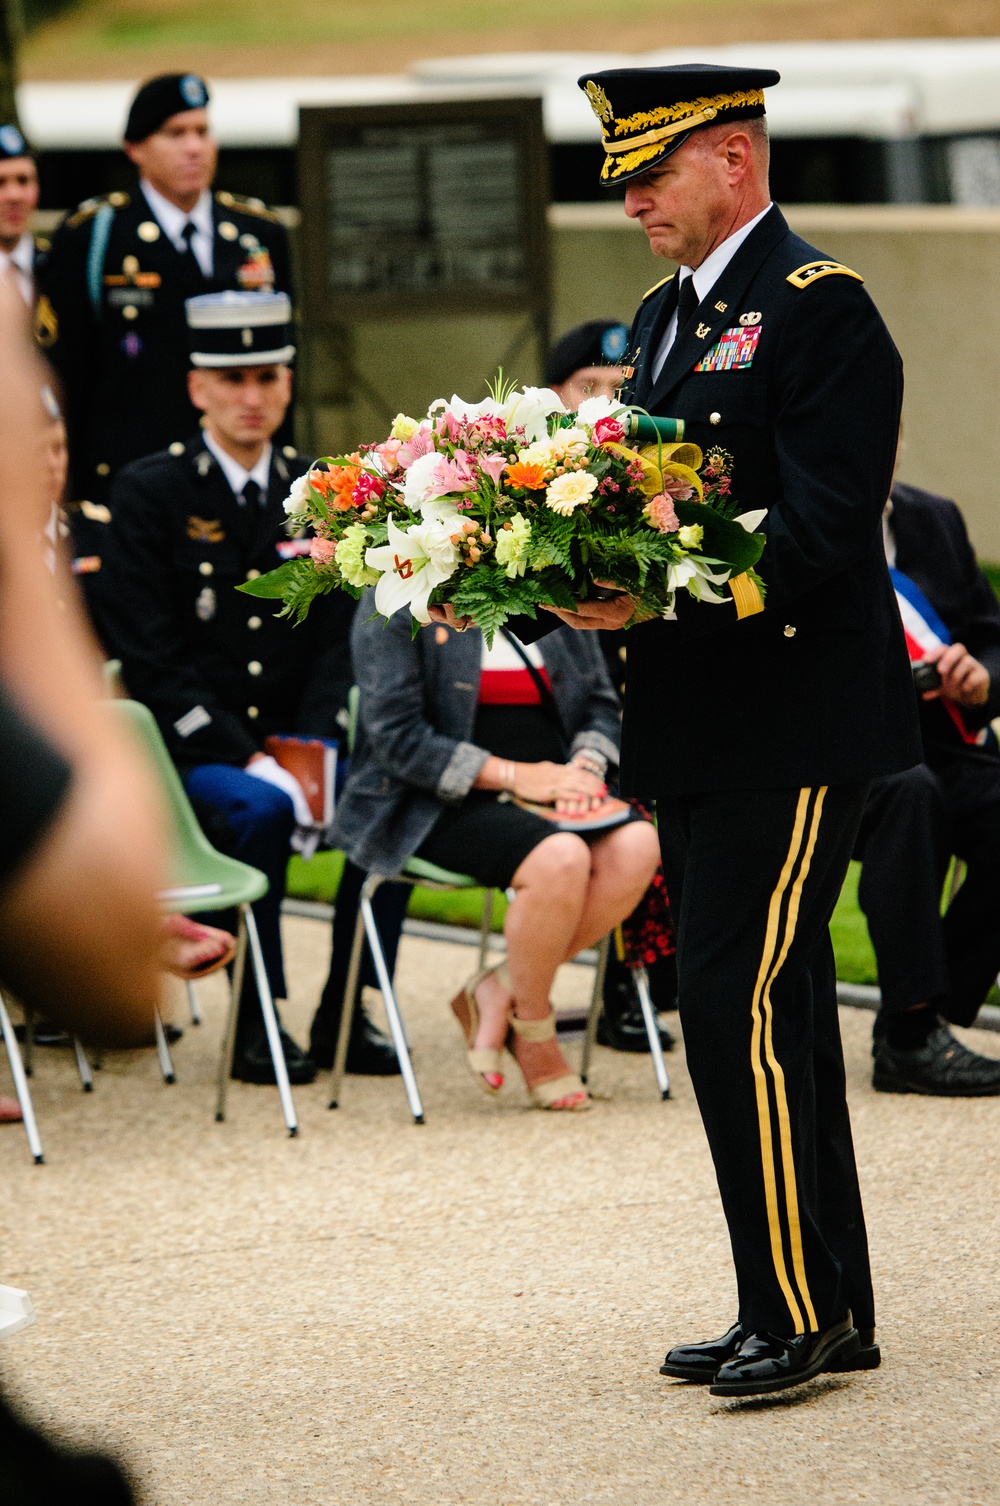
[{"xmin": 505, "ymin": 460, "xmax": 548, "ymax": 491}]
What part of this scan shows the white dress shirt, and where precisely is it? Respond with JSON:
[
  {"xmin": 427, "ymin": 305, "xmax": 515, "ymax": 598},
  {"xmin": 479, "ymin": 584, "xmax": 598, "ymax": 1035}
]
[
  {"xmin": 651, "ymin": 202, "xmax": 774, "ymax": 383},
  {"xmin": 140, "ymin": 179, "xmax": 214, "ymax": 277},
  {"xmin": 203, "ymin": 430, "xmax": 271, "ymax": 502},
  {"xmin": 0, "ymin": 233, "xmax": 35, "ymax": 305}
]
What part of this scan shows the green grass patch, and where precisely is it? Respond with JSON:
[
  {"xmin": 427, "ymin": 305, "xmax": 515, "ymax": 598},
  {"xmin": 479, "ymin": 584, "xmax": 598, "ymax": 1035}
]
[{"xmin": 288, "ymin": 849, "xmax": 877, "ymax": 980}]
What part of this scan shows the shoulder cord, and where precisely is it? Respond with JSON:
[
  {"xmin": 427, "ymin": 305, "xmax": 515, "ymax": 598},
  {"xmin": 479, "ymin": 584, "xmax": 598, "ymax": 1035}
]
[{"xmin": 86, "ymin": 205, "xmax": 116, "ymax": 321}]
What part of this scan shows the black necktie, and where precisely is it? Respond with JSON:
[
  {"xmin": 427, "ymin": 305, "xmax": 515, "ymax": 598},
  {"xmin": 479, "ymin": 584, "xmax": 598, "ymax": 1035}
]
[
  {"xmin": 676, "ymin": 273, "xmax": 699, "ymax": 334},
  {"xmin": 241, "ymin": 479, "xmax": 263, "ymax": 510},
  {"xmin": 179, "ymin": 220, "xmax": 202, "ymax": 275}
]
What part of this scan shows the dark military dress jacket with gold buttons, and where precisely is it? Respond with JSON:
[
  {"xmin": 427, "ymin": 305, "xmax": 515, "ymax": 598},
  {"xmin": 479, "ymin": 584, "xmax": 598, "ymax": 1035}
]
[
  {"xmin": 94, "ymin": 437, "xmax": 354, "ymax": 769},
  {"xmin": 40, "ymin": 189, "xmax": 293, "ymax": 501},
  {"xmin": 610, "ymin": 203, "xmax": 920, "ymax": 796}
]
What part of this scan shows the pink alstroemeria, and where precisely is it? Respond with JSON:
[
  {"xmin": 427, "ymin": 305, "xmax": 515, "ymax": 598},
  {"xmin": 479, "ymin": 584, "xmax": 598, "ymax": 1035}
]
[
  {"xmin": 478, "ymin": 452, "xmax": 508, "ymax": 484},
  {"xmin": 434, "ymin": 409, "xmax": 463, "ymax": 444},
  {"xmin": 310, "ymin": 536, "xmax": 337, "ymax": 565},
  {"xmin": 397, "ymin": 426, "xmax": 434, "ymax": 469},
  {"xmin": 423, "ymin": 450, "xmax": 477, "ymax": 500},
  {"xmin": 467, "ymin": 414, "xmax": 507, "ymax": 447},
  {"xmin": 592, "ymin": 416, "xmax": 625, "ymax": 445},
  {"xmin": 374, "ymin": 438, "xmax": 402, "ymax": 473},
  {"xmin": 644, "ymin": 494, "xmax": 680, "ymax": 533}
]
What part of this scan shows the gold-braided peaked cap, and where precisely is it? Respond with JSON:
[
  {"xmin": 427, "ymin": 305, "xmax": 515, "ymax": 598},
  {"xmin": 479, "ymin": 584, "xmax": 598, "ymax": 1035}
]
[{"xmin": 579, "ymin": 63, "xmax": 780, "ymax": 184}]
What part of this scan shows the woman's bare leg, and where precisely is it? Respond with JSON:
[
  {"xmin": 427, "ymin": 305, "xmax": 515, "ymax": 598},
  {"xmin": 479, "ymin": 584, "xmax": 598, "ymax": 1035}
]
[
  {"xmin": 472, "ymin": 833, "xmax": 590, "ymax": 1090},
  {"xmin": 563, "ymin": 820, "xmax": 661, "ymax": 957}
]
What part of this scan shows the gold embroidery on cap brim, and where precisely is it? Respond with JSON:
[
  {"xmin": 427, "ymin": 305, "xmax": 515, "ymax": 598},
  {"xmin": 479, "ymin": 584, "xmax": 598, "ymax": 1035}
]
[{"xmin": 611, "ymin": 88, "xmax": 764, "ymax": 139}]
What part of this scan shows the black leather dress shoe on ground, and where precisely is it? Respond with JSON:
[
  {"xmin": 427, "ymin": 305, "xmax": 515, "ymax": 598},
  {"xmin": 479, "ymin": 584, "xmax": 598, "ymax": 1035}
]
[
  {"xmin": 310, "ymin": 1004, "xmax": 401, "ymax": 1076},
  {"xmin": 709, "ymin": 1316, "xmax": 860, "ymax": 1397},
  {"xmin": 873, "ymin": 1024, "xmax": 1000, "ymax": 1096},
  {"xmin": 827, "ymin": 1326, "xmax": 880, "ymax": 1371},
  {"xmin": 659, "ymin": 1322, "xmax": 745, "ymax": 1381},
  {"xmin": 231, "ymin": 1028, "xmax": 316, "ymax": 1085}
]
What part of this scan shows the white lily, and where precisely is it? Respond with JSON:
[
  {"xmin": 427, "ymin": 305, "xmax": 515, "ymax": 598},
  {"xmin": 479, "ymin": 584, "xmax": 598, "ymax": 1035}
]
[
  {"xmin": 575, "ymin": 394, "xmax": 627, "ymax": 428},
  {"xmin": 437, "ymin": 394, "xmax": 505, "ymax": 424},
  {"xmin": 366, "ymin": 513, "xmax": 461, "ymax": 624},
  {"xmin": 665, "ymin": 556, "xmax": 731, "ymax": 610},
  {"xmin": 502, "ymin": 386, "xmax": 567, "ymax": 442},
  {"xmin": 735, "ymin": 509, "xmax": 768, "ymax": 532}
]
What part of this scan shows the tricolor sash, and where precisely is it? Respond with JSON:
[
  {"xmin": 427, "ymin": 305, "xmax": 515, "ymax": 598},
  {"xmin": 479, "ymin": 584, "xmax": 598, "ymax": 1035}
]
[{"xmin": 890, "ymin": 566, "xmax": 979, "ymax": 745}]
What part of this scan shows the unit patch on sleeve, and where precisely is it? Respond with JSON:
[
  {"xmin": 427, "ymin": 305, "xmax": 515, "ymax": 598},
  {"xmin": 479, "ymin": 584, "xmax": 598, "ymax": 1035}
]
[{"xmin": 694, "ymin": 325, "xmax": 761, "ymax": 372}]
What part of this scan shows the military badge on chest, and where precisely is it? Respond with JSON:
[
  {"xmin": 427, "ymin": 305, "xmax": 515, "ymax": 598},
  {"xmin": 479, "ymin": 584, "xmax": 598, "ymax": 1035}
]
[
  {"xmin": 694, "ymin": 317, "xmax": 762, "ymax": 373},
  {"xmin": 236, "ymin": 234, "xmax": 275, "ymax": 291}
]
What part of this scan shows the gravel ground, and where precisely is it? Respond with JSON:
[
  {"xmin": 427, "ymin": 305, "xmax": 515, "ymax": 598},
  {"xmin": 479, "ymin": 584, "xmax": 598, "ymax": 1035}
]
[{"xmin": 2, "ymin": 916, "xmax": 999, "ymax": 1506}]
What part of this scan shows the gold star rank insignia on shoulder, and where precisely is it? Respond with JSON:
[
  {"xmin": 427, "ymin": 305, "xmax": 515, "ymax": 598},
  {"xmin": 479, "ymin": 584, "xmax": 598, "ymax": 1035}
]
[{"xmin": 787, "ymin": 261, "xmax": 864, "ymax": 289}]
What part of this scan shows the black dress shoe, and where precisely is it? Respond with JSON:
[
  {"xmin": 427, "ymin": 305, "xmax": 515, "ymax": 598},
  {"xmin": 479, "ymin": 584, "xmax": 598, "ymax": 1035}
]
[
  {"xmin": 310, "ymin": 1003, "xmax": 401, "ymax": 1076},
  {"xmin": 661, "ymin": 1320, "xmax": 878, "ymax": 1384},
  {"xmin": 659, "ymin": 1322, "xmax": 745, "ymax": 1381},
  {"xmin": 597, "ymin": 988, "xmax": 675, "ymax": 1054},
  {"xmin": 873, "ymin": 1024, "xmax": 1000, "ymax": 1096},
  {"xmin": 231, "ymin": 1028, "xmax": 316, "ymax": 1085},
  {"xmin": 709, "ymin": 1316, "xmax": 860, "ymax": 1397}
]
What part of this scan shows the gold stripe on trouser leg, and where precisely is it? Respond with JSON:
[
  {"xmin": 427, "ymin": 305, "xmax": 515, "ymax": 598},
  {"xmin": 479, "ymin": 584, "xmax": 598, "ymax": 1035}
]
[
  {"xmin": 758, "ymin": 787, "xmax": 828, "ymax": 1334},
  {"xmin": 748, "ymin": 788, "xmax": 811, "ymax": 1333}
]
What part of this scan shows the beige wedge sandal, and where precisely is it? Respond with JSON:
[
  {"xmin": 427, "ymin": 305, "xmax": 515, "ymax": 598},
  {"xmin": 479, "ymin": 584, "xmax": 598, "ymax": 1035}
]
[
  {"xmin": 509, "ymin": 1012, "xmax": 592, "ymax": 1111},
  {"xmin": 450, "ymin": 963, "xmax": 513, "ymax": 1095}
]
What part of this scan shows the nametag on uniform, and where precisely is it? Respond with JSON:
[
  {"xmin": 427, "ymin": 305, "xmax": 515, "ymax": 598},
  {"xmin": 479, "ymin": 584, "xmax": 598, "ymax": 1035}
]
[
  {"xmin": 694, "ymin": 326, "xmax": 761, "ymax": 373},
  {"xmin": 107, "ymin": 288, "xmax": 154, "ymax": 310},
  {"xmin": 275, "ymin": 539, "xmax": 313, "ymax": 560}
]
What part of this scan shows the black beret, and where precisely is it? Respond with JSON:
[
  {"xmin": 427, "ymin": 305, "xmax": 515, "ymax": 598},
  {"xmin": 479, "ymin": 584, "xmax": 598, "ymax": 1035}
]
[
  {"xmin": 547, "ymin": 321, "xmax": 629, "ymax": 387},
  {"xmin": 0, "ymin": 124, "xmax": 32, "ymax": 161},
  {"xmin": 579, "ymin": 63, "xmax": 780, "ymax": 185},
  {"xmin": 124, "ymin": 73, "xmax": 210, "ymax": 144}
]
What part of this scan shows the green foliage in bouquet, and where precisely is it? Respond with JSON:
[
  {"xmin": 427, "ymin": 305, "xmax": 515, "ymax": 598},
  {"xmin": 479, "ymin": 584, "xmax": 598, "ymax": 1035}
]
[{"xmin": 239, "ymin": 382, "xmax": 767, "ymax": 641}]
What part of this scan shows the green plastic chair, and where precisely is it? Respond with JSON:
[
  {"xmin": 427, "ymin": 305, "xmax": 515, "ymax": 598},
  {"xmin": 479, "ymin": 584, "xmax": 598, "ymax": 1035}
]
[
  {"xmin": 332, "ymin": 690, "xmax": 670, "ymax": 1119},
  {"xmin": 110, "ymin": 699, "xmax": 300, "ymax": 1136}
]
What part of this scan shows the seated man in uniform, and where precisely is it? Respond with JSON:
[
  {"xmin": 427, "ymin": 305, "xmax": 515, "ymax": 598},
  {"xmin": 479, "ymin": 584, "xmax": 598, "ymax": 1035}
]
[
  {"xmin": 42, "ymin": 72, "xmax": 294, "ymax": 504},
  {"xmin": 96, "ymin": 290, "xmax": 362, "ymax": 1085},
  {"xmin": 856, "ymin": 478, "xmax": 1000, "ymax": 1095}
]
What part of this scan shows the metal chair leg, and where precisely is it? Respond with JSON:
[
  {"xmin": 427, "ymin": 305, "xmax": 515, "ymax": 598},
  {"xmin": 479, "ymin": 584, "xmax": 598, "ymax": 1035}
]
[
  {"xmin": 0, "ymin": 995, "xmax": 44, "ymax": 1164},
  {"xmin": 243, "ymin": 905, "xmax": 298, "ymax": 1137},
  {"xmin": 359, "ymin": 875, "xmax": 425, "ymax": 1123},
  {"xmin": 153, "ymin": 1010, "xmax": 175, "ymax": 1084},
  {"xmin": 186, "ymin": 981, "xmax": 202, "ymax": 1025},
  {"xmin": 215, "ymin": 909, "xmax": 248, "ymax": 1123},
  {"xmin": 580, "ymin": 934, "xmax": 611, "ymax": 1085},
  {"xmin": 632, "ymin": 965, "xmax": 670, "ymax": 1100},
  {"xmin": 328, "ymin": 898, "xmax": 369, "ymax": 1110},
  {"xmin": 73, "ymin": 1037, "xmax": 94, "ymax": 1092},
  {"xmin": 23, "ymin": 1008, "xmax": 33, "ymax": 1076},
  {"xmin": 478, "ymin": 888, "xmax": 495, "ymax": 971}
]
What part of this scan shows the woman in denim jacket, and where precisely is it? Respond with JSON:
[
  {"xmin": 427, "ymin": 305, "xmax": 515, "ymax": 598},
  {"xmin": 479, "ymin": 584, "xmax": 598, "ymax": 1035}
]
[{"xmin": 332, "ymin": 595, "xmax": 659, "ymax": 1111}]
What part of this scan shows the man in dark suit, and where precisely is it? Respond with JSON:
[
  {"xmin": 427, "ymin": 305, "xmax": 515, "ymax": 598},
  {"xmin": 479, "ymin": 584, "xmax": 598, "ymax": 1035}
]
[
  {"xmin": 41, "ymin": 73, "xmax": 293, "ymax": 503},
  {"xmin": 527, "ymin": 63, "xmax": 920, "ymax": 1395},
  {"xmin": 96, "ymin": 290, "xmax": 396, "ymax": 1084},
  {"xmin": 855, "ymin": 481, "xmax": 1000, "ymax": 1094}
]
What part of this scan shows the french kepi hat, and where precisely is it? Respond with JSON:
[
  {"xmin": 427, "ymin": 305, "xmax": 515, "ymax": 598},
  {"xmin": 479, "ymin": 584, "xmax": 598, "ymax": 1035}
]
[
  {"xmin": 578, "ymin": 63, "xmax": 780, "ymax": 185},
  {"xmin": 0, "ymin": 124, "xmax": 32, "ymax": 160},
  {"xmin": 185, "ymin": 291, "xmax": 295, "ymax": 367},
  {"xmin": 125, "ymin": 72, "xmax": 210, "ymax": 144},
  {"xmin": 546, "ymin": 321, "xmax": 629, "ymax": 387}
]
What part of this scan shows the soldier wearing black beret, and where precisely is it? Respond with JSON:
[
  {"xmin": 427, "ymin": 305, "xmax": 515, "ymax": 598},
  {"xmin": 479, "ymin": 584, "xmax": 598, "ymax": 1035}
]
[
  {"xmin": 40, "ymin": 73, "xmax": 294, "ymax": 504},
  {"xmin": 502, "ymin": 63, "xmax": 922, "ymax": 1396}
]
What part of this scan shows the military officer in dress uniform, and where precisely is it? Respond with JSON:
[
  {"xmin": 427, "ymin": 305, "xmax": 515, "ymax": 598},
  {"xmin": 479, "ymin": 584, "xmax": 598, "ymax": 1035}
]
[
  {"xmin": 41, "ymin": 73, "xmax": 293, "ymax": 503},
  {"xmin": 94, "ymin": 291, "xmax": 356, "ymax": 1085},
  {"xmin": 0, "ymin": 124, "xmax": 53, "ymax": 321},
  {"xmin": 505, "ymin": 64, "xmax": 922, "ymax": 1397}
]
